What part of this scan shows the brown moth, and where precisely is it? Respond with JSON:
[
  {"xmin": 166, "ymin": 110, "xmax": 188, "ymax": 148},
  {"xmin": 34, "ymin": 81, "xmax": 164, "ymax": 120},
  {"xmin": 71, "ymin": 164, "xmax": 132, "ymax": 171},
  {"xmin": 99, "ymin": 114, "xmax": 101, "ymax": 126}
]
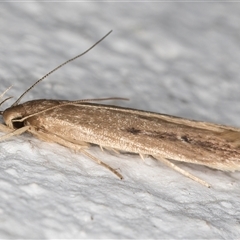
[{"xmin": 1, "ymin": 31, "xmax": 240, "ymax": 188}]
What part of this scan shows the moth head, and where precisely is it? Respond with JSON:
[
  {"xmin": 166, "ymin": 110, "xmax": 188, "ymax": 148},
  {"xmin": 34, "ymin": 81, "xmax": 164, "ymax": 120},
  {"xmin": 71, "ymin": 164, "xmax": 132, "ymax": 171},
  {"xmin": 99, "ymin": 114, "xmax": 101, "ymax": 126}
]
[{"xmin": 1, "ymin": 105, "xmax": 25, "ymax": 129}]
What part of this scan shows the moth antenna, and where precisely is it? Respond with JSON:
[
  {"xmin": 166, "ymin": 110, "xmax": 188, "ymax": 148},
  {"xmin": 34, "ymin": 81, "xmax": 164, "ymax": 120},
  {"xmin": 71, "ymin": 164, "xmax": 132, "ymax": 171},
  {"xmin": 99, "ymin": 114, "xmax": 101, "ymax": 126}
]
[
  {"xmin": 13, "ymin": 97, "xmax": 129, "ymax": 122},
  {"xmin": 0, "ymin": 86, "xmax": 13, "ymax": 114},
  {"xmin": 0, "ymin": 97, "xmax": 13, "ymax": 108},
  {"xmin": 0, "ymin": 85, "xmax": 13, "ymax": 100},
  {"xmin": 0, "ymin": 97, "xmax": 13, "ymax": 115},
  {"xmin": 12, "ymin": 30, "xmax": 113, "ymax": 107},
  {"xmin": 74, "ymin": 97, "xmax": 129, "ymax": 102}
]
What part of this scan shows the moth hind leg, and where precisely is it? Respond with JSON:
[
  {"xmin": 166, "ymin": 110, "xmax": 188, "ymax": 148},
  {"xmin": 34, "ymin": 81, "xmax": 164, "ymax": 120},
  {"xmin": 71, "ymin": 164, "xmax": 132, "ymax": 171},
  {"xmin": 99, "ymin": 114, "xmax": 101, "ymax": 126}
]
[
  {"xmin": 82, "ymin": 150, "xmax": 123, "ymax": 179},
  {"xmin": 153, "ymin": 155, "xmax": 210, "ymax": 188},
  {"xmin": 29, "ymin": 127, "xmax": 123, "ymax": 179}
]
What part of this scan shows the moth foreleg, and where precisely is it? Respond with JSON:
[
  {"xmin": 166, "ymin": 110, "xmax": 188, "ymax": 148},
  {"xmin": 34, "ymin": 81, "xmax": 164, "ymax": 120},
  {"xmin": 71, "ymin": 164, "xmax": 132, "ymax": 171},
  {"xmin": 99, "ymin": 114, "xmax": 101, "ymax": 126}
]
[
  {"xmin": 0, "ymin": 125, "xmax": 30, "ymax": 141},
  {"xmin": 153, "ymin": 155, "xmax": 210, "ymax": 188},
  {"xmin": 0, "ymin": 123, "xmax": 13, "ymax": 133}
]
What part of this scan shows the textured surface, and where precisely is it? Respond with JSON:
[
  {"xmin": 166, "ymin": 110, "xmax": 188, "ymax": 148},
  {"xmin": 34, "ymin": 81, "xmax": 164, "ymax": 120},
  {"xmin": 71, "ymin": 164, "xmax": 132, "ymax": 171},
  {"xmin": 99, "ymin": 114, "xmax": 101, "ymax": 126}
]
[{"xmin": 0, "ymin": 3, "xmax": 240, "ymax": 239}]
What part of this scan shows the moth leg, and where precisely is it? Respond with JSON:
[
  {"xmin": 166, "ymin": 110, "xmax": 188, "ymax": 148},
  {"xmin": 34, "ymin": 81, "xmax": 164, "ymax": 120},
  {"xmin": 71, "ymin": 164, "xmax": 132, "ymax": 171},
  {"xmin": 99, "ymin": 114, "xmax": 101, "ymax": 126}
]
[
  {"xmin": 99, "ymin": 146, "xmax": 120, "ymax": 154},
  {"xmin": 139, "ymin": 153, "xmax": 144, "ymax": 161},
  {"xmin": 29, "ymin": 127, "xmax": 123, "ymax": 179},
  {"xmin": 81, "ymin": 150, "xmax": 123, "ymax": 179},
  {"xmin": 153, "ymin": 155, "xmax": 210, "ymax": 188},
  {"xmin": 139, "ymin": 153, "xmax": 148, "ymax": 161},
  {"xmin": 106, "ymin": 147, "xmax": 120, "ymax": 154},
  {"xmin": 0, "ymin": 124, "xmax": 13, "ymax": 133},
  {"xmin": 0, "ymin": 126, "xmax": 30, "ymax": 141},
  {"xmin": 112, "ymin": 148, "xmax": 120, "ymax": 154}
]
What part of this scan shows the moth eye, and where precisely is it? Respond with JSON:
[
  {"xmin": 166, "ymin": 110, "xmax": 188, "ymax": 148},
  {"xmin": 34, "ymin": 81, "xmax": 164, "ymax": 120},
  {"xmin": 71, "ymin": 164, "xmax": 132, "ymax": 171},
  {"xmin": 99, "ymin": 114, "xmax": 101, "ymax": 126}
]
[{"xmin": 11, "ymin": 118, "xmax": 24, "ymax": 129}]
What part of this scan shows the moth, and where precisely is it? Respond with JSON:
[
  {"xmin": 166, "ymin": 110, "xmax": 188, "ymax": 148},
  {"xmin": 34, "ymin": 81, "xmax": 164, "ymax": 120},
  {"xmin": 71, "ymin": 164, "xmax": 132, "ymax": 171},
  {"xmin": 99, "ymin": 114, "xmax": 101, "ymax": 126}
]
[{"xmin": 1, "ymin": 31, "xmax": 240, "ymax": 188}]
